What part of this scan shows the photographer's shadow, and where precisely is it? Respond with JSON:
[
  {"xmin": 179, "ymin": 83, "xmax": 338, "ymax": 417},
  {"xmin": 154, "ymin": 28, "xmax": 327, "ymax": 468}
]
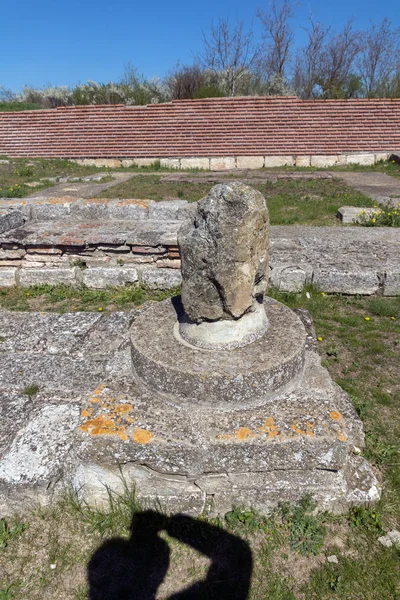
[{"xmin": 88, "ymin": 510, "xmax": 252, "ymax": 600}]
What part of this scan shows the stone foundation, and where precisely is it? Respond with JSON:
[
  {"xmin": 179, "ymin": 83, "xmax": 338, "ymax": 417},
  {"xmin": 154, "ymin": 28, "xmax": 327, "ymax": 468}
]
[
  {"xmin": 71, "ymin": 152, "xmax": 391, "ymax": 170},
  {"xmin": 0, "ymin": 303, "xmax": 380, "ymax": 516},
  {"xmin": 0, "ymin": 196, "xmax": 399, "ymax": 295}
]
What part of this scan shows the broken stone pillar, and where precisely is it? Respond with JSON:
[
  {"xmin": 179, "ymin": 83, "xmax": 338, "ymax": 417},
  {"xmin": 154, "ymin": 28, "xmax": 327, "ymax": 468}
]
[{"xmin": 178, "ymin": 182, "xmax": 270, "ymax": 349}]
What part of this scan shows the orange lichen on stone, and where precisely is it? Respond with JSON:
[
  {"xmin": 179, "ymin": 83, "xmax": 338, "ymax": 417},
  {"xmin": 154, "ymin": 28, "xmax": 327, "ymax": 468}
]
[
  {"xmin": 292, "ymin": 423, "xmax": 304, "ymax": 435},
  {"xmin": 133, "ymin": 428, "xmax": 153, "ymax": 444},
  {"xmin": 116, "ymin": 198, "xmax": 151, "ymax": 208},
  {"xmin": 338, "ymin": 430, "xmax": 347, "ymax": 442},
  {"xmin": 80, "ymin": 414, "xmax": 117, "ymax": 436},
  {"xmin": 306, "ymin": 421, "xmax": 314, "ymax": 437},
  {"xmin": 217, "ymin": 433, "xmax": 234, "ymax": 440},
  {"xmin": 81, "ymin": 408, "xmax": 92, "ymax": 418},
  {"xmin": 36, "ymin": 197, "xmax": 73, "ymax": 205},
  {"xmin": 236, "ymin": 427, "xmax": 256, "ymax": 441},
  {"xmin": 78, "ymin": 223, "xmax": 101, "ymax": 229},
  {"xmin": 330, "ymin": 411, "xmax": 342, "ymax": 421},
  {"xmin": 115, "ymin": 403, "xmax": 133, "ymax": 416},
  {"xmin": 258, "ymin": 417, "xmax": 279, "ymax": 438}
]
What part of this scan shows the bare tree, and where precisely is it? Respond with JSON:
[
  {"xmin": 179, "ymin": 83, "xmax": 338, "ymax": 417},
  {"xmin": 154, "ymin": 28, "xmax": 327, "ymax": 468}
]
[
  {"xmin": 316, "ymin": 19, "xmax": 361, "ymax": 98},
  {"xmin": 294, "ymin": 19, "xmax": 331, "ymax": 98},
  {"xmin": 257, "ymin": 0, "xmax": 296, "ymax": 79},
  {"xmin": 358, "ymin": 18, "xmax": 400, "ymax": 97},
  {"xmin": 199, "ymin": 17, "xmax": 261, "ymax": 96},
  {"xmin": 165, "ymin": 65, "xmax": 206, "ymax": 100}
]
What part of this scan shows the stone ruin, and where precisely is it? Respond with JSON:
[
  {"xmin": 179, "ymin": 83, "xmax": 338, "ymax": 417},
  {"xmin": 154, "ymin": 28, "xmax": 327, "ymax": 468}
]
[{"xmin": 0, "ymin": 182, "xmax": 379, "ymax": 516}]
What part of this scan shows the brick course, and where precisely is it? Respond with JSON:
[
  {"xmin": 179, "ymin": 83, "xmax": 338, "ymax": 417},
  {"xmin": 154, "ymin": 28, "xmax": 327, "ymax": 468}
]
[{"xmin": 0, "ymin": 96, "xmax": 399, "ymax": 159}]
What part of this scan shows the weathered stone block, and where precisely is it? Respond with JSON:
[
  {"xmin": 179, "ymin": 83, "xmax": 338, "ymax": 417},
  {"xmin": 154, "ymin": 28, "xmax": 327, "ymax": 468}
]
[
  {"xmin": 313, "ymin": 268, "xmax": 380, "ymax": 295},
  {"xmin": 264, "ymin": 156, "xmax": 295, "ymax": 167},
  {"xmin": 180, "ymin": 157, "xmax": 210, "ymax": 170},
  {"xmin": 346, "ymin": 153, "xmax": 375, "ymax": 166},
  {"xmin": 30, "ymin": 198, "xmax": 75, "ymax": 221},
  {"xmin": 236, "ymin": 156, "xmax": 264, "ymax": 169},
  {"xmin": 384, "ymin": 270, "xmax": 400, "ymax": 296},
  {"xmin": 18, "ymin": 267, "xmax": 78, "ymax": 287},
  {"xmin": 107, "ymin": 199, "xmax": 150, "ymax": 220},
  {"xmin": 160, "ymin": 158, "xmax": 180, "ymax": 169},
  {"xmin": 375, "ymin": 153, "xmax": 389, "ymax": 163},
  {"xmin": 336, "ymin": 206, "xmax": 374, "ymax": 224},
  {"xmin": 71, "ymin": 199, "xmax": 109, "ymax": 220},
  {"xmin": 129, "ymin": 158, "xmax": 158, "ymax": 167},
  {"xmin": 295, "ymin": 155, "xmax": 311, "ymax": 167},
  {"xmin": 0, "ymin": 209, "xmax": 25, "ymax": 234},
  {"xmin": 311, "ymin": 155, "xmax": 339, "ymax": 167},
  {"xmin": 140, "ymin": 267, "xmax": 182, "ymax": 289},
  {"xmin": 179, "ymin": 182, "xmax": 269, "ymax": 322},
  {"xmin": 0, "ymin": 268, "xmax": 17, "ymax": 287},
  {"xmin": 210, "ymin": 157, "xmax": 235, "ymax": 171},
  {"xmin": 270, "ymin": 265, "xmax": 312, "ymax": 292},
  {"xmin": 82, "ymin": 267, "xmax": 138, "ymax": 289},
  {"xmin": 148, "ymin": 200, "xmax": 189, "ymax": 221}
]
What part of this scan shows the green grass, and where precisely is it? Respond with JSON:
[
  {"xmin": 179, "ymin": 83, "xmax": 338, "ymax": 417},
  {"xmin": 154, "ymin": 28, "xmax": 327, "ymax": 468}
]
[
  {"xmin": 0, "ymin": 158, "xmax": 116, "ymax": 199},
  {"xmin": 99, "ymin": 175, "xmax": 374, "ymax": 225},
  {"xmin": 0, "ymin": 289, "xmax": 399, "ymax": 598},
  {"xmin": 0, "ymin": 283, "xmax": 181, "ymax": 313}
]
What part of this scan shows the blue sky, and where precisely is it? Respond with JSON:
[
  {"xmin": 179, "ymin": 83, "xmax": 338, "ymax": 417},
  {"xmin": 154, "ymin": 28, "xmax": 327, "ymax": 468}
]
[{"xmin": 1, "ymin": 0, "xmax": 399, "ymax": 91}]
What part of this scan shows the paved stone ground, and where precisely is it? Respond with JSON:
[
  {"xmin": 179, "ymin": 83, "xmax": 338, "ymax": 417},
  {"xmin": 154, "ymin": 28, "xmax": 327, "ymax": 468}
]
[
  {"xmin": 337, "ymin": 172, "xmax": 400, "ymax": 206},
  {"xmin": 0, "ymin": 302, "xmax": 379, "ymax": 516},
  {"xmin": 29, "ymin": 171, "xmax": 134, "ymax": 199}
]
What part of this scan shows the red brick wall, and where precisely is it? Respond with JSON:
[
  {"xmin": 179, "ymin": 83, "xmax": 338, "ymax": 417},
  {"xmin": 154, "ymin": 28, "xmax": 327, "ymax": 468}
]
[{"xmin": 0, "ymin": 96, "xmax": 399, "ymax": 158}]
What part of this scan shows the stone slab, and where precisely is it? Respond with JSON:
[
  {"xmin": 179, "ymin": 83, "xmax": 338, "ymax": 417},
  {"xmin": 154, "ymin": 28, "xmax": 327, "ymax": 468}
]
[
  {"xmin": 264, "ymin": 156, "xmax": 295, "ymax": 167},
  {"xmin": 210, "ymin": 157, "xmax": 236, "ymax": 171},
  {"xmin": 18, "ymin": 267, "xmax": 79, "ymax": 287},
  {"xmin": 0, "ymin": 208, "xmax": 25, "ymax": 234},
  {"xmin": 0, "ymin": 305, "xmax": 378, "ymax": 516},
  {"xmin": 82, "ymin": 267, "xmax": 139, "ymax": 288},
  {"xmin": 236, "ymin": 156, "xmax": 264, "ymax": 169},
  {"xmin": 180, "ymin": 158, "xmax": 210, "ymax": 170},
  {"xmin": 140, "ymin": 267, "xmax": 182, "ymax": 289},
  {"xmin": 0, "ymin": 268, "xmax": 17, "ymax": 287},
  {"xmin": 131, "ymin": 297, "xmax": 307, "ymax": 408},
  {"xmin": 338, "ymin": 172, "xmax": 400, "ymax": 206},
  {"xmin": 337, "ymin": 206, "xmax": 375, "ymax": 224}
]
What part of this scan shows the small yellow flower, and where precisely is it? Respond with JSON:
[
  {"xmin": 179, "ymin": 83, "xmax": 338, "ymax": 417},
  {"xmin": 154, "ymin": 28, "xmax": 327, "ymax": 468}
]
[
  {"xmin": 320, "ymin": 292, "xmax": 325, "ymax": 296},
  {"xmin": 98, "ymin": 307, "xmax": 103, "ymax": 311},
  {"xmin": 317, "ymin": 336, "xmax": 323, "ymax": 341},
  {"xmin": 391, "ymin": 316, "xmax": 396, "ymax": 320},
  {"xmin": 365, "ymin": 317, "xmax": 371, "ymax": 321}
]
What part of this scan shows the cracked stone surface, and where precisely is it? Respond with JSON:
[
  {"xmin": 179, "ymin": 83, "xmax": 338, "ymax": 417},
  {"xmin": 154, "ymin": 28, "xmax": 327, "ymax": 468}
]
[
  {"xmin": 0, "ymin": 304, "xmax": 379, "ymax": 516},
  {"xmin": 179, "ymin": 182, "xmax": 269, "ymax": 322}
]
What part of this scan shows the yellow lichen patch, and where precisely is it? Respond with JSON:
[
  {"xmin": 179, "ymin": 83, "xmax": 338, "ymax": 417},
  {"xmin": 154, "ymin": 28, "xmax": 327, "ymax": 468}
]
[
  {"xmin": 116, "ymin": 427, "xmax": 129, "ymax": 442},
  {"xmin": 338, "ymin": 430, "xmax": 347, "ymax": 442},
  {"xmin": 235, "ymin": 427, "xmax": 256, "ymax": 441},
  {"xmin": 217, "ymin": 433, "xmax": 234, "ymax": 441},
  {"xmin": 81, "ymin": 408, "xmax": 92, "ymax": 418},
  {"xmin": 80, "ymin": 414, "xmax": 117, "ymax": 436},
  {"xmin": 37, "ymin": 197, "xmax": 73, "ymax": 205},
  {"xmin": 115, "ymin": 403, "xmax": 133, "ymax": 416},
  {"xmin": 306, "ymin": 421, "xmax": 314, "ymax": 437},
  {"xmin": 133, "ymin": 428, "xmax": 153, "ymax": 444},
  {"xmin": 330, "ymin": 411, "xmax": 342, "ymax": 421},
  {"xmin": 258, "ymin": 417, "xmax": 279, "ymax": 438},
  {"xmin": 292, "ymin": 423, "xmax": 304, "ymax": 435},
  {"xmin": 116, "ymin": 198, "xmax": 151, "ymax": 209}
]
